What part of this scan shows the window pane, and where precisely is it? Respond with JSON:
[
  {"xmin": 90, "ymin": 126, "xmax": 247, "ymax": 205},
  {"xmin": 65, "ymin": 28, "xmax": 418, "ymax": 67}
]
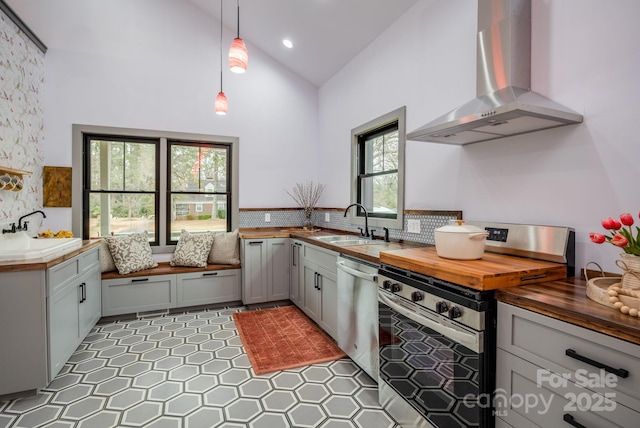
[
  {"xmin": 88, "ymin": 193, "xmax": 156, "ymax": 239},
  {"xmin": 89, "ymin": 139, "xmax": 155, "ymax": 191},
  {"xmin": 171, "ymin": 145, "xmax": 228, "ymax": 192},
  {"xmin": 360, "ymin": 172, "xmax": 398, "ymax": 214},
  {"xmin": 169, "ymin": 194, "xmax": 228, "ymax": 241},
  {"xmin": 364, "ymin": 130, "xmax": 398, "ymax": 174}
]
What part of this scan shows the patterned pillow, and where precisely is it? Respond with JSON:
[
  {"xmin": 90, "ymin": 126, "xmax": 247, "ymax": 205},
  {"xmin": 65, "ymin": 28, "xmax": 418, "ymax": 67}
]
[
  {"xmin": 208, "ymin": 229, "xmax": 241, "ymax": 265},
  {"xmin": 171, "ymin": 230, "xmax": 215, "ymax": 267},
  {"xmin": 105, "ymin": 231, "xmax": 158, "ymax": 275},
  {"xmin": 99, "ymin": 238, "xmax": 117, "ymax": 273}
]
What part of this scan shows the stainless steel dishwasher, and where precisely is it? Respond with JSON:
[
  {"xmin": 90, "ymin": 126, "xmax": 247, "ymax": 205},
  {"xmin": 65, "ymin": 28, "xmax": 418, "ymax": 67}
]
[{"xmin": 336, "ymin": 254, "xmax": 379, "ymax": 381}]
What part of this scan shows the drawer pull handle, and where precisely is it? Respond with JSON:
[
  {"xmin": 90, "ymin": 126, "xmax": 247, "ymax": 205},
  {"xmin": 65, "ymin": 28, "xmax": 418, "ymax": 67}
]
[
  {"xmin": 132, "ymin": 278, "xmax": 149, "ymax": 283},
  {"xmin": 565, "ymin": 349, "xmax": 629, "ymax": 378},
  {"xmin": 563, "ymin": 414, "xmax": 588, "ymax": 428},
  {"xmin": 203, "ymin": 272, "xmax": 218, "ymax": 277},
  {"xmin": 249, "ymin": 241, "xmax": 263, "ymax": 245},
  {"xmin": 520, "ymin": 274, "xmax": 547, "ymax": 281}
]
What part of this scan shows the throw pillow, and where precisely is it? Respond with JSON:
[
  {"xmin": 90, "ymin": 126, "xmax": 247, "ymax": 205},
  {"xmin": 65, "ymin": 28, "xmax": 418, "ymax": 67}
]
[
  {"xmin": 99, "ymin": 238, "xmax": 117, "ymax": 273},
  {"xmin": 171, "ymin": 230, "xmax": 215, "ymax": 267},
  {"xmin": 208, "ymin": 229, "xmax": 241, "ymax": 265},
  {"xmin": 105, "ymin": 231, "xmax": 158, "ymax": 275}
]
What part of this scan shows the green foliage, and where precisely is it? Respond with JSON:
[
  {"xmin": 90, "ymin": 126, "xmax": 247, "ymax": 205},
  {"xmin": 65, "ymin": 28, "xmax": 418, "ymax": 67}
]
[
  {"xmin": 217, "ymin": 209, "xmax": 226, "ymax": 219},
  {"xmin": 186, "ymin": 215, "xmax": 195, "ymax": 220},
  {"xmin": 197, "ymin": 215, "xmax": 212, "ymax": 220}
]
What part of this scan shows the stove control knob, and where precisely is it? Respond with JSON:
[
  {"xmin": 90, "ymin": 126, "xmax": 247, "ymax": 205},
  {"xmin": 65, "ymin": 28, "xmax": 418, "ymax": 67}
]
[
  {"xmin": 435, "ymin": 301, "xmax": 449, "ymax": 314},
  {"xmin": 382, "ymin": 280, "xmax": 392, "ymax": 290},
  {"xmin": 391, "ymin": 283, "xmax": 402, "ymax": 293},
  {"xmin": 411, "ymin": 291, "xmax": 423, "ymax": 302},
  {"xmin": 448, "ymin": 306, "xmax": 462, "ymax": 320}
]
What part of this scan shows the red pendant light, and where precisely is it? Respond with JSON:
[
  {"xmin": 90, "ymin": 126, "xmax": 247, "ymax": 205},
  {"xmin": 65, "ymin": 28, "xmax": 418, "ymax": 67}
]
[
  {"xmin": 228, "ymin": 0, "xmax": 248, "ymax": 73},
  {"xmin": 215, "ymin": 0, "xmax": 228, "ymax": 115}
]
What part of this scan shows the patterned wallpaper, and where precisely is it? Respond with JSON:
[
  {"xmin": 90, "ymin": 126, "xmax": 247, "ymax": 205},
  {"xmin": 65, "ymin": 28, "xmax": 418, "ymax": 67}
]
[{"xmin": 0, "ymin": 8, "xmax": 44, "ymax": 231}]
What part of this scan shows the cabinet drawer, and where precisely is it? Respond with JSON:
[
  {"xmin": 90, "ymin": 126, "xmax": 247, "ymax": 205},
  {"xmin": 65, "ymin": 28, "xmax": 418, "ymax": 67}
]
[
  {"xmin": 496, "ymin": 348, "xmax": 638, "ymax": 428},
  {"xmin": 303, "ymin": 244, "xmax": 338, "ymax": 274},
  {"xmin": 498, "ymin": 302, "xmax": 640, "ymax": 410},
  {"xmin": 177, "ymin": 269, "xmax": 241, "ymax": 307},
  {"xmin": 48, "ymin": 257, "xmax": 81, "ymax": 297},
  {"xmin": 78, "ymin": 246, "xmax": 100, "ymax": 274},
  {"xmin": 102, "ymin": 274, "xmax": 177, "ymax": 316}
]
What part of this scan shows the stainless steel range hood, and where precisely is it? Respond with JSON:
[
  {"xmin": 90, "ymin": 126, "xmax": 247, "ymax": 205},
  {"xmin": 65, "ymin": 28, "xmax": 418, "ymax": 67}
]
[{"xmin": 407, "ymin": 0, "xmax": 583, "ymax": 145}]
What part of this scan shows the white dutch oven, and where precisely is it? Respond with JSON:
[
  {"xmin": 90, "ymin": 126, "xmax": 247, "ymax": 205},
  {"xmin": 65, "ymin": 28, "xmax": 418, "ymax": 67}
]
[{"xmin": 434, "ymin": 220, "xmax": 489, "ymax": 260}]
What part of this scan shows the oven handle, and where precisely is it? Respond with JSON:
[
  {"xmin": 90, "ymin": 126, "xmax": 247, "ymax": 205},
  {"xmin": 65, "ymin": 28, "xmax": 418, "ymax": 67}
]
[
  {"xmin": 379, "ymin": 291, "xmax": 480, "ymax": 352},
  {"xmin": 337, "ymin": 261, "xmax": 378, "ymax": 282}
]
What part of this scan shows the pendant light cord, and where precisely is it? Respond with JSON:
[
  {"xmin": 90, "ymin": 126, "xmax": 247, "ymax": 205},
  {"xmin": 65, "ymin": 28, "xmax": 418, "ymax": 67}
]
[
  {"xmin": 219, "ymin": 0, "xmax": 223, "ymax": 91},
  {"xmin": 236, "ymin": 0, "xmax": 240, "ymax": 38}
]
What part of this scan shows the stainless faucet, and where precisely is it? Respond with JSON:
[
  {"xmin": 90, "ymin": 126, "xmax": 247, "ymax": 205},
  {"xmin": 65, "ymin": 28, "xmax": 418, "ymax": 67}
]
[
  {"xmin": 343, "ymin": 203, "xmax": 370, "ymax": 238},
  {"xmin": 17, "ymin": 210, "xmax": 47, "ymax": 232}
]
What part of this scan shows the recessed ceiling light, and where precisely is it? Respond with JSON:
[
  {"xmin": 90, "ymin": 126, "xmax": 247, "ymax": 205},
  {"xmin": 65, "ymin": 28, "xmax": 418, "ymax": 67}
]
[{"xmin": 282, "ymin": 39, "xmax": 293, "ymax": 49}]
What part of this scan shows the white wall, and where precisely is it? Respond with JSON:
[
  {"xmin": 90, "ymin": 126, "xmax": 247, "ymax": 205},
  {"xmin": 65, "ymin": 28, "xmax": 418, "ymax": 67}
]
[
  {"xmin": 6, "ymin": 0, "xmax": 319, "ymax": 230},
  {"xmin": 318, "ymin": 0, "xmax": 640, "ymax": 273}
]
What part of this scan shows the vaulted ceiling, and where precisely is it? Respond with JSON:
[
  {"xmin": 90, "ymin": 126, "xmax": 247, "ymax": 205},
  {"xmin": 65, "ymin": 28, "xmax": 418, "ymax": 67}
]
[{"xmin": 186, "ymin": 0, "xmax": 419, "ymax": 87}]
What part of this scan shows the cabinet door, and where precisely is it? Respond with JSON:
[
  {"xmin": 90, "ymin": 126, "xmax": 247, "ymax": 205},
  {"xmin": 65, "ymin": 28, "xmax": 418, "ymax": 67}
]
[
  {"xmin": 267, "ymin": 238, "xmax": 290, "ymax": 301},
  {"xmin": 290, "ymin": 241, "xmax": 303, "ymax": 306},
  {"xmin": 49, "ymin": 280, "xmax": 81, "ymax": 380},
  {"xmin": 78, "ymin": 266, "xmax": 101, "ymax": 339},
  {"xmin": 317, "ymin": 266, "xmax": 338, "ymax": 340},
  {"xmin": 302, "ymin": 261, "xmax": 321, "ymax": 321},
  {"xmin": 241, "ymin": 239, "xmax": 268, "ymax": 304}
]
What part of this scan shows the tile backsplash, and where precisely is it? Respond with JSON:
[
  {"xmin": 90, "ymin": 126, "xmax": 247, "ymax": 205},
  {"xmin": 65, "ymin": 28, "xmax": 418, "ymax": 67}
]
[
  {"xmin": 0, "ymin": 9, "xmax": 45, "ymax": 232},
  {"xmin": 239, "ymin": 209, "xmax": 461, "ymax": 245}
]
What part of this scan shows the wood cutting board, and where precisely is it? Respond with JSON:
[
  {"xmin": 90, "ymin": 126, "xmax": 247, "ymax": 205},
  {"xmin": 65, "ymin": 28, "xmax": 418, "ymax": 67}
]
[{"xmin": 379, "ymin": 247, "xmax": 567, "ymax": 291}]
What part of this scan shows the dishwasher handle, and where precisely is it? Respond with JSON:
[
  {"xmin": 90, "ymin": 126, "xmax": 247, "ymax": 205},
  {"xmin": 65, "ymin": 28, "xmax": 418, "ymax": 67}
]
[{"xmin": 336, "ymin": 260, "xmax": 378, "ymax": 282}]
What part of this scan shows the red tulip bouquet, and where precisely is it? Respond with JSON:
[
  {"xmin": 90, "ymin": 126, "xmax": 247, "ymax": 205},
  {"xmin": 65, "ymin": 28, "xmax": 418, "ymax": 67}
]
[{"xmin": 589, "ymin": 212, "xmax": 640, "ymax": 256}]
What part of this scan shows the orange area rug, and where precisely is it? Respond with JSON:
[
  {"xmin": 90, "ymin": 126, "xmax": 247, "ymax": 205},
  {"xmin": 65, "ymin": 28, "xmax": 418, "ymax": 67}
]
[{"xmin": 233, "ymin": 305, "xmax": 346, "ymax": 375}]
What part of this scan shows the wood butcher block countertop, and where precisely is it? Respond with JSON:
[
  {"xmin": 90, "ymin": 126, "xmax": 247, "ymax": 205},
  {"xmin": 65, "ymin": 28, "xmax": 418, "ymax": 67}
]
[
  {"xmin": 379, "ymin": 246, "xmax": 567, "ymax": 290},
  {"xmin": 496, "ymin": 278, "xmax": 640, "ymax": 346}
]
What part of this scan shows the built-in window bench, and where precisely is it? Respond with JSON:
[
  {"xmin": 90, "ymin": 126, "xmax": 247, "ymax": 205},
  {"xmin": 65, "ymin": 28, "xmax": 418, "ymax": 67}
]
[{"xmin": 101, "ymin": 262, "xmax": 241, "ymax": 318}]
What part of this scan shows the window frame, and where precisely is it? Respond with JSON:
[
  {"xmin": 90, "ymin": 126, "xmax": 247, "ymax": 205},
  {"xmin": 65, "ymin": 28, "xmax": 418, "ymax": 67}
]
[
  {"xmin": 72, "ymin": 125, "xmax": 239, "ymax": 254},
  {"xmin": 350, "ymin": 106, "xmax": 406, "ymax": 231},
  {"xmin": 166, "ymin": 139, "xmax": 233, "ymax": 244}
]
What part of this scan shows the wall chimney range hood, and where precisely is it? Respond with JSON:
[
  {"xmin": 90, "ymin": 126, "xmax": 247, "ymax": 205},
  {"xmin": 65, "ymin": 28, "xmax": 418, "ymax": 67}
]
[{"xmin": 407, "ymin": 0, "xmax": 583, "ymax": 145}]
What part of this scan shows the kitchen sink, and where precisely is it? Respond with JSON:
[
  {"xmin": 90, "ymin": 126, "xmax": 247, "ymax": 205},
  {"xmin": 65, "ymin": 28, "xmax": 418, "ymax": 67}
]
[
  {"xmin": 313, "ymin": 235, "xmax": 358, "ymax": 242},
  {"xmin": 313, "ymin": 235, "xmax": 379, "ymax": 246}
]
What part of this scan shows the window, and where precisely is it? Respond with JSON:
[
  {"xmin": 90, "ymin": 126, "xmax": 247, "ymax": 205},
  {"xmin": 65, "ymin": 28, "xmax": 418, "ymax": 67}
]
[
  {"xmin": 83, "ymin": 135, "xmax": 159, "ymax": 243},
  {"xmin": 168, "ymin": 141, "xmax": 231, "ymax": 242},
  {"xmin": 72, "ymin": 125, "xmax": 239, "ymax": 252},
  {"xmin": 350, "ymin": 107, "xmax": 405, "ymax": 230}
]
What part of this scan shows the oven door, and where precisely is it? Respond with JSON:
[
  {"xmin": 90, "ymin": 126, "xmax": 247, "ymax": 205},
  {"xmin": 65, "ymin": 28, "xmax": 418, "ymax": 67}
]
[{"xmin": 378, "ymin": 289, "xmax": 490, "ymax": 428}]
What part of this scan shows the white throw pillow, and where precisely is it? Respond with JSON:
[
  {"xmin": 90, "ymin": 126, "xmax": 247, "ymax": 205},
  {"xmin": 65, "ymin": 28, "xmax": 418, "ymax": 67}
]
[
  {"xmin": 105, "ymin": 231, "xmax": 158, "ymax": 275},
  {"xmin": 171, "ymin": 230, "xmax": 215, "ymax": 267},
  {"xmin": 99, "ymin": 238, "xmax": 117, "ymax": 273},
  {"xmin": 208, "ymin": 229, "xmax": 241, "ymax": 265}
]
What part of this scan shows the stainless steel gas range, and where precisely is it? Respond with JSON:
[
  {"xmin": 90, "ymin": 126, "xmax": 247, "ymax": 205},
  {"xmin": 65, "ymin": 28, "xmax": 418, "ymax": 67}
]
[{"xmin": 377, "ymin": 222, "xmax": 575, "ymax": 428}]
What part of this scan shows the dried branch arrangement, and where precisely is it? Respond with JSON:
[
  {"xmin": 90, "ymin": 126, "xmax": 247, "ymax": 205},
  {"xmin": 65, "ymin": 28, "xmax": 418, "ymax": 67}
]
[{"xmin": 285, "ymin": 181, "xmax": 325, "ymax": 218}]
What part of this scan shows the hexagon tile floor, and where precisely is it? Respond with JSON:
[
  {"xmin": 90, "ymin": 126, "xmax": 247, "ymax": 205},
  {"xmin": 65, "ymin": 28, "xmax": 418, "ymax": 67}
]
[{"xmin": 0, "ymin": 306, "xmax": 399, "ymax": 428}]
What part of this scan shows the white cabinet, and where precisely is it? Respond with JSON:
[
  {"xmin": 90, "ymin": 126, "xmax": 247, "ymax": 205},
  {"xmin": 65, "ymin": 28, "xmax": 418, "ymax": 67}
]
[
  {"xmin": 290, "ymin": 240, "xmax": 303, "ymax": 306},
  {"xmin": 48, "ymin": 246, "xmax": 101, "ymax": 380},
  {"xmin": 102, "ymin": 274, "xmax": 177, "ymax": 317},
  {"xmin": 496, "ymin": 302, "xmax": 640, "ymax": 428},
  {"xmin": 0, "ymin": 270, "xmax": 47, "ymax": 398},
  {"xmin": 0, "ymin": 245, "xmax": 101, "ymax": 398},
  {"xmin": 300, "ymin": 243, "xmax": 338, "ymax": 340},
  {"xmin": 240, "ymin": 238, "xmax": 290, "ymax": 305},
  {"xmin": 177, "ymin": 269, "xmax": 241, "ymax": 307}
]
